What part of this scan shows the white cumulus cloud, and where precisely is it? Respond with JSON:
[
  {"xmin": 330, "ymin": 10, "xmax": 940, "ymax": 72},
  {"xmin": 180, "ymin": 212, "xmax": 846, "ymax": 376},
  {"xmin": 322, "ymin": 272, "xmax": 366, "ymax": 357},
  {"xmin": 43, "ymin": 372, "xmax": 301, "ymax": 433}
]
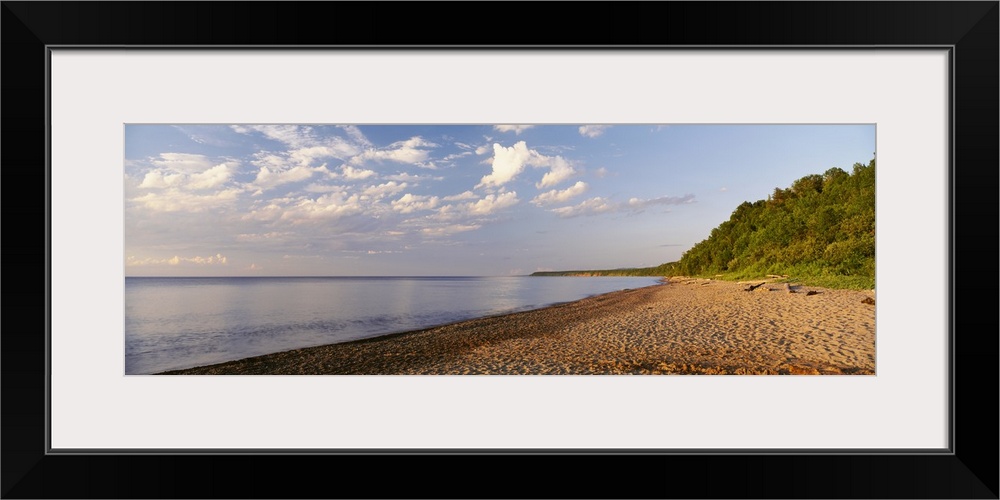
[
  {"xmin": 392, "ymin": 193, "xmax": 441, "ymax": 214},
  {"xmin": 430, "ymin": 192, "xmax": 520, "ymax": 224},
  {"xmin": 443, "ymin": 190, "xmax": 477, "ymax": 201},
  {"xmin": 532, "ymin": 181, "xmax": 588, "ymax": 206},
  {"xmin": 350, "ymin": 136, "xmax": 437, "ymax": 167},
  {"xmin": 303, "ymin": 183, "xmax": 347, "ymax": 193},
  {"xmin": 279, "ymin": 192, "xmax": 365, "ymax": 223},
  {"xmin": 340, "ymin": 165, "xmax": 377, "ymax": 180},
  {"xmin": 535, "ymin": 156, "xmax": 576, "ymax": 188},
  {"xmin": 382, "ymin": 172, "xmax": 438, "ymax": 183},
  {"xmin": 468, "ymin": 191, "xmax": 519, "ymax": 215},
  {"xmin": 253, "ymin": 165, "xmax": 316, "ymax": 190},
  {"xmin": 578, "ymin": 125, "xmax": 610, "ymax": 138},
  {"xmin": 242, "ymin": 191, "xmax": 366, "ymax": 224},
  {"xmin": 187, "ymin": 163, "xmax": 233, "ymax": 190},
  {"xmin": 233, "ymin": 126, "xmax": 362, "ymax": 164},
  {"xmin": 476, "ymin": 142, "xmax": 533, "ymax": 188},
  {"xmin": 138, "ymin": 154, "xmax": 238, "ymax": 192},
  {"xmin": 550, "ymin": 197, "xmax": 617, "ymax": 218},
  {"xmin": 477, "ymin": 141, "xmax": 577, "ymax": 189},
  {"xmin": 138, "ymin": 171, "xmax": 184, "ymax": 189},
  {"xmin": 362, "ymin": 181, "xmax": 408, "ymax": 200},
  {"xmin": 289, "ymin": 146, "xmax": 347, "ymax": 167},
  {"xmin": 130, "ymin": 188, "xmax": 241, "ymax": 213},
  {"xmin": 493, "ymin": 125, "xmax": 535, "ymax": 135}
]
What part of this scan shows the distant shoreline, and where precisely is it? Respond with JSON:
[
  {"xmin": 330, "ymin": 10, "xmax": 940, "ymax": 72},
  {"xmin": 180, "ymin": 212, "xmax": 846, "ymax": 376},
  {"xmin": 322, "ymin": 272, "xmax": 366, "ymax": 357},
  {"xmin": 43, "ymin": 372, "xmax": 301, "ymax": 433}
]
[{"xmin": 160, "ymin": 277, "xmax": 875, "ymax": 375}]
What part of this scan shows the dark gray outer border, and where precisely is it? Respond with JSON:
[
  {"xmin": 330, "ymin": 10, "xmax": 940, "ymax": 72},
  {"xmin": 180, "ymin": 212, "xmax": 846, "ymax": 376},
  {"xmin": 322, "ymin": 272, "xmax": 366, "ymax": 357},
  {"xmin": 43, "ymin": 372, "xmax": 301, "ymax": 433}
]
[{"xmin": 3, "ymin": 2, "xmax": 996, "ymax": 498}]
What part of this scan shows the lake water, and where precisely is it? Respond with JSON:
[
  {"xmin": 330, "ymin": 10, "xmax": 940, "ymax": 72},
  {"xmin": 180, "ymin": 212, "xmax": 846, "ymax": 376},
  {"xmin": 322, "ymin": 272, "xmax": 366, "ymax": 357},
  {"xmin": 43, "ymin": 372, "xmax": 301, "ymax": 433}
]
[{"xmin": 124, "ymin": 276, "xmax": 661, "ymax": 374}]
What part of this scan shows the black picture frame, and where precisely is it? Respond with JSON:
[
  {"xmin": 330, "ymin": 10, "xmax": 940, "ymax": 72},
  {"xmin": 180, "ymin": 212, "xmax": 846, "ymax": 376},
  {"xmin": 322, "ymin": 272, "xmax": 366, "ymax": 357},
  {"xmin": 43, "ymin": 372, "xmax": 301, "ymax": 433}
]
[{"xmin": 3, "ymin": 2, "xmax": 997, "ymax": 498}]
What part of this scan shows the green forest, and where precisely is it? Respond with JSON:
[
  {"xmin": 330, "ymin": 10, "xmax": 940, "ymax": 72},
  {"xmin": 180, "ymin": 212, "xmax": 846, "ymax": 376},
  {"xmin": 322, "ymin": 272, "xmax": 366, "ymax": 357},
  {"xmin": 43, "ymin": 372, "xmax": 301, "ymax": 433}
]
[{"xmin": 532, "ymin": 159, "xmax": 875, "ymax": 289}]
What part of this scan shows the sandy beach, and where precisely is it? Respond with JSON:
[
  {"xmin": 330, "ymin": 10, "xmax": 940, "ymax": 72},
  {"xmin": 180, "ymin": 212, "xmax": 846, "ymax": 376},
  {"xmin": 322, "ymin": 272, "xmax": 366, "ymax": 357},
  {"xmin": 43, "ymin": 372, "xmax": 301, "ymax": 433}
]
[{"xmin": 161, "ymin": 277, "xmax": 875, "ymax": 375}]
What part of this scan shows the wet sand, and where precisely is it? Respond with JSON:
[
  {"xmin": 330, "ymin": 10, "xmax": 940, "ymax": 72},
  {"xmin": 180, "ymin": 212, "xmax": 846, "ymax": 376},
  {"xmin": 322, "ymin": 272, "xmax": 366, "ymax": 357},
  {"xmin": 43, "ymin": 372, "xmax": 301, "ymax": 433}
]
[{"xmin": 161, "ymin": 277, "xmax": 876, "ymax": 375}]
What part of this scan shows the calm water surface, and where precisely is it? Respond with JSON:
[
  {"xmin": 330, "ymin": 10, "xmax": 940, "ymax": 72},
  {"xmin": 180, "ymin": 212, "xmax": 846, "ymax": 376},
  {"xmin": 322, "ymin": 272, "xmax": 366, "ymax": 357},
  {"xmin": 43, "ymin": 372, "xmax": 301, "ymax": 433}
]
[{"xmin": 124, "ymin": 276, "xmax": 660, "ymax": 374}]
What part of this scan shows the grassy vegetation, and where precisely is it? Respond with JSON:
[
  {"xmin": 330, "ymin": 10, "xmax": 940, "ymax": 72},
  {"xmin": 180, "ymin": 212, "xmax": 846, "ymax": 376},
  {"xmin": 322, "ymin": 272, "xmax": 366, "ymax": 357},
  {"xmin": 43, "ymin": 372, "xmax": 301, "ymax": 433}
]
[
  {"xmin": 532, "ymin": 159, "xmax": 876, "ymax": 291},
  {"xmin": 531, "ymin": 268, "xmax": 873, "ymax": 290}
]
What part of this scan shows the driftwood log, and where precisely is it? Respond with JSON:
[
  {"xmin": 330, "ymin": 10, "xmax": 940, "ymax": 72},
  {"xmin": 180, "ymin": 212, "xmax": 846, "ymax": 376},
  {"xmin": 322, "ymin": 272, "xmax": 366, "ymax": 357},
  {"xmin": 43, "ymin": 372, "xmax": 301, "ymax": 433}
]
[{"xmin": 745, "ymin": 282, "xmax": 766, "ymax": 292}]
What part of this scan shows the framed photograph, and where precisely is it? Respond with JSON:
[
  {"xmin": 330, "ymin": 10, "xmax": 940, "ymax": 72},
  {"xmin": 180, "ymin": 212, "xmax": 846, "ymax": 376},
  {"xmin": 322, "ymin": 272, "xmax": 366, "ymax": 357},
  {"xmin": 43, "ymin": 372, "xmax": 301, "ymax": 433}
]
[
  {"xmin": 120, "ymin": 121, "xmax": 878, "ymax": 378},
  {"xmin": 4, "ymin": 2, "xmax": 996, "ymax": 498}
]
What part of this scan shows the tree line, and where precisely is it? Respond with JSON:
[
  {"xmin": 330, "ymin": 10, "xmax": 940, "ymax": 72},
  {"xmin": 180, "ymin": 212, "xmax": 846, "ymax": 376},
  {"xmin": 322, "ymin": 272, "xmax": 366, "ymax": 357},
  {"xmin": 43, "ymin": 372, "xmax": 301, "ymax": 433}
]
[
  {"xmin": 672, "ymin": 158, "xmax": 875, "ymax": 288},
  {"xmin": 533, "ymin": 159, "xmax": 875, "ymax": 289}
]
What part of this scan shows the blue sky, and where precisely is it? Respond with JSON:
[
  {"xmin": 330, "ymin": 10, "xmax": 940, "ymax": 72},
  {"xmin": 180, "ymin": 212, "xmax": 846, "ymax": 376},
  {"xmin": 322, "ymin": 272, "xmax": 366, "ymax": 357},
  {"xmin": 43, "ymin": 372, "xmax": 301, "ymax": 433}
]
[{"xmin": 124, "ymin": 124, "xmax": 875, "ymax": 276}]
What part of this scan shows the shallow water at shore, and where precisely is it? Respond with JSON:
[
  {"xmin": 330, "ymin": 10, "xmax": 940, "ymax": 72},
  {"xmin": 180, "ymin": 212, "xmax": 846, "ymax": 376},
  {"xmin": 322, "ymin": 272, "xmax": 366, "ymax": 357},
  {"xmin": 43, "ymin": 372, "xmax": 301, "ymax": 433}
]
[
  {"xmin": 163, "ymin": 277, "xmax": 876, "ymax": 376},
  {"xmin": 125, "ymin": 276, "xmax": 661, "ymax": 374}
]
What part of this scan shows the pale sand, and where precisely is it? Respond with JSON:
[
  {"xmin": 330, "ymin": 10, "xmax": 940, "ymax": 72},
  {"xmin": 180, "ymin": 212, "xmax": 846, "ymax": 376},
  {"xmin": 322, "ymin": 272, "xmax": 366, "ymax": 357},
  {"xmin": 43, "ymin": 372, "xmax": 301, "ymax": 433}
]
[{"xmin": 161, "ymin": 277, "xmax": 876, "ymax": 375}]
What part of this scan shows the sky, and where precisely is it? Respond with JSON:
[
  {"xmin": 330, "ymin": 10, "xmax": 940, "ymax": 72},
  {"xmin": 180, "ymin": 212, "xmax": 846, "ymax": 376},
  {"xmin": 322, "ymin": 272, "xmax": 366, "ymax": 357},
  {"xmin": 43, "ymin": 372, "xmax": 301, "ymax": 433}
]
[{"xmin": 124, "ymin": 124, "xmax": 875, "ymax": 276}]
